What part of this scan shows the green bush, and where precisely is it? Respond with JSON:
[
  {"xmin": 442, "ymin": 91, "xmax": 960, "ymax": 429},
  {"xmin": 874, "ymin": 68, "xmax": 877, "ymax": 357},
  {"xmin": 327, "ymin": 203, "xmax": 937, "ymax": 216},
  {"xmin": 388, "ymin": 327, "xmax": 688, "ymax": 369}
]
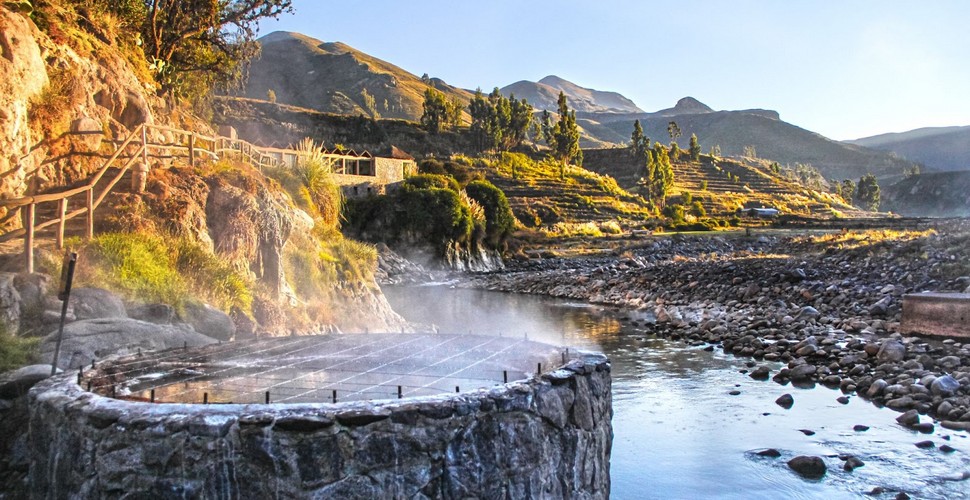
[
  {"xmin": 690, "ymin": 200, "xmax": 707, "ymax": 217},
  {"xmin": 465, "ymin": 180, "xmax": 515, "ymax": 246},
  {"xmin": 663, "ymin": 204, "xmax": 686, "ymax": 225},
  {"xmin": 402, "ymin": 173, "xmax": 460, "ymax": 193}
]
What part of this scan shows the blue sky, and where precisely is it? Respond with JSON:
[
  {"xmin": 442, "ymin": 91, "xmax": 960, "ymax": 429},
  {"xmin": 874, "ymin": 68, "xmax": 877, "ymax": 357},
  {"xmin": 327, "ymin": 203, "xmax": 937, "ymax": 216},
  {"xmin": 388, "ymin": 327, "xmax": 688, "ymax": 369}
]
[{"xmin": 264, "ymin": 1, "xmax": 970, "ymax": 140}]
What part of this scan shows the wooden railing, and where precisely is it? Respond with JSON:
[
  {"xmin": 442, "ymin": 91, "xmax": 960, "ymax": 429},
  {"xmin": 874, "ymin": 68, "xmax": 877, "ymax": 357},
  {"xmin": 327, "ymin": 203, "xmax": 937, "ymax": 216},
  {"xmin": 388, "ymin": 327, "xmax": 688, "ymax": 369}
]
[
  {"xmin": 0, "ymin": 124, "xmax": 278, "ymax": 273},
  {"xmin": 0, "ymin": 123, "xmax": 383, "ymax": 273}
]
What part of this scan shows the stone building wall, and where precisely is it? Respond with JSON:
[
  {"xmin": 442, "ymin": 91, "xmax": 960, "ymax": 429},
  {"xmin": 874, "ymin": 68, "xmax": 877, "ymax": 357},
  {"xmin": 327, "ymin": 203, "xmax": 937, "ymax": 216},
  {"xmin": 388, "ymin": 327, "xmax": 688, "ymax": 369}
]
[{"xmin": 28, "ymin": 352, "xmax": 612, "ymax": 499}]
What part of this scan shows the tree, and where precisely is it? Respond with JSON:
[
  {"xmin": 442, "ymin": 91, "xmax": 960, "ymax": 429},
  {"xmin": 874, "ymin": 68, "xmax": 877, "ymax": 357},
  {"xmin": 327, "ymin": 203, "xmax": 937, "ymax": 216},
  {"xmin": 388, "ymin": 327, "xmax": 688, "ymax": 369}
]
[
  {"xmin": 854, "ymin": 173, "xmax": 880, "ymax": 211},
  {"xmin": 743, "ymin": 145, "xmax": 757, "ymax": 158},
  {"xmin": 140, "ymin": 0, "xmax": 293, "ymax": 97},
  {"xmin": 841, "ymin": 179, "xmax": 856, "ymax": 204},
  {"xmin": 688, "ymin": 134, "xmax": 701, "ymax": 162},
  {"xmin": 266, "ymin": 88, "xmax": 276, "ymax": 103},
  {"xmin": 468, "ymin": 89, "xmax": 533, "ymax": 152},
  {"xmin": 667, "ymin": 121, "xmax": 682, "ymax": 142},
  {"xmin": 445, "ymin": 96, "xmax": 463, "ymax": 129},
  {"xmin": 360, "ymin": 88, "xmax": 379, "ymax": 119},
  {"xmin": 647, "ymin": 142, "xmax": 674, "ymax": 209},
  {"xmin": 421, "ymin": 88, "xmax": 448, "ymax": 133},
  {"xmin": 630, "ymin": 119, "xmax": 650, "ymax": 163},
  {"xmin": 539, "ymin": 110, "xmax": 553, "ymax": 145},
  {"xmin": 549, "ymin": 92, "xmax": 582, "ymax": 179}
]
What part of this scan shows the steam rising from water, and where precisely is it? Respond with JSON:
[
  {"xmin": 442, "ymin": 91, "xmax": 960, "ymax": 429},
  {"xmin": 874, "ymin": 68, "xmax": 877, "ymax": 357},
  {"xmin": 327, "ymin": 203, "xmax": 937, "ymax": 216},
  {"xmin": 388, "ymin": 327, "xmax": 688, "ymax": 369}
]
[{"xmin": 382, "ymin": 284, "xmax": 606, "ymax": 351}]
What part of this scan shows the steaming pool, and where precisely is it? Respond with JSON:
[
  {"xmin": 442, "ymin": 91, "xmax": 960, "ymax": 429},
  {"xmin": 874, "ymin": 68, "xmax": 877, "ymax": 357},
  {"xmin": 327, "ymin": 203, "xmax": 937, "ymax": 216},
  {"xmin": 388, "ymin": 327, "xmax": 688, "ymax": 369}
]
[{"xmin": 383, "ymin": 286, "xmax": 970, "ymax": 500}]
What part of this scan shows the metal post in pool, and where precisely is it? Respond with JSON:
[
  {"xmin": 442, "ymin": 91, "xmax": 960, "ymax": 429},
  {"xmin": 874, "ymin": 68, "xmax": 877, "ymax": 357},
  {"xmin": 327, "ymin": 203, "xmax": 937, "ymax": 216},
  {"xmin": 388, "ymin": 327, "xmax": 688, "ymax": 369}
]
[{"xmin": 50, "ymin": 252, "xmax": 77, "ymax": 376}]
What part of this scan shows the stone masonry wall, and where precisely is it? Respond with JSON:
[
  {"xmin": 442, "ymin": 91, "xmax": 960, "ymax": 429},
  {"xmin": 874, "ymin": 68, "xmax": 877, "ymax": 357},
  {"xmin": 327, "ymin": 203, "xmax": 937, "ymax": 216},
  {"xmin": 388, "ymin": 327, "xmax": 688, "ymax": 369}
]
[{"xmin": 28, "ymin": 352, "xmax": 612, "ymax": 499}]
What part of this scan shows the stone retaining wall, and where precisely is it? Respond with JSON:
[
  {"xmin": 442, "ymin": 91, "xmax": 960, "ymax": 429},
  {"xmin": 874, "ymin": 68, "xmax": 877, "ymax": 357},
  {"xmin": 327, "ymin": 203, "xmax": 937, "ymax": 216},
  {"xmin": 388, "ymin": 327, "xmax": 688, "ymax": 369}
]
[{"xmin": 28, "ymin": 352, "xmax": 612, "ymax": 499}]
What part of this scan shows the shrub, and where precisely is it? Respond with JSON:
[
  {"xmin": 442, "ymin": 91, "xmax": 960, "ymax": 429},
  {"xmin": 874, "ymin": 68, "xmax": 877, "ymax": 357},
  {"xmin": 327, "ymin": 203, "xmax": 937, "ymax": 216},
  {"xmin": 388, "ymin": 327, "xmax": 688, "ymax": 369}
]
[
  {"xmin": 67, "ymin": 232, "xmax": 252, "ymax": 312},
  {"xmin": 295, "ymin": 138, "xmax": 343, "ymax": 229},
  {"xmin": 0, "ymin": 333, "xmax": 40, "ymax": 372},
  {"xmin": 663, "ymin": 204, "xmax": 686, "ymax": 225},
  {"xmin": 465, "ymin": 180, "xmax": 515, "ymax": 246},
  {"xmin": 690, "ymin": 200, "xmax": 707, "ymax": 217},
  {"xmin": 599, "ymin": 220, "xmax": 623, "ymax": 235},
  {"xmin": 402, "ymin": 173, "xmax": 460, "ymax": 193}
]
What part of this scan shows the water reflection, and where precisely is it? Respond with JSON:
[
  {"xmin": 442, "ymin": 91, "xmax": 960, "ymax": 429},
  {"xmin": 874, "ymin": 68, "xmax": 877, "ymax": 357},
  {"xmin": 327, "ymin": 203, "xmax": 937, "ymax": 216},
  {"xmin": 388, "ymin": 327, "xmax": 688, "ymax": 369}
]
[{"xmin": 384, "ymin": 286, "xmax": 970, "ymax": 500}]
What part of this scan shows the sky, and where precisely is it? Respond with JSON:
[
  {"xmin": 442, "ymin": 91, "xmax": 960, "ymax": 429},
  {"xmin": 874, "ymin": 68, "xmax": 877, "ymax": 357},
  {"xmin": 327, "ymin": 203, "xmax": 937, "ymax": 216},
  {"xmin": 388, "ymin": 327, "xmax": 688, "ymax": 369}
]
[{"xmin": 263, "ymin": 1, "xmax": 970, "ymax": 140}]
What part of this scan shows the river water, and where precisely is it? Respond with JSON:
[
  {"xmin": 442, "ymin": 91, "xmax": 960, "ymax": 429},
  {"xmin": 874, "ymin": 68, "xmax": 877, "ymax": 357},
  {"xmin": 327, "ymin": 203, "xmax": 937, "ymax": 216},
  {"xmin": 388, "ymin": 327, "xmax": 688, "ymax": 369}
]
[{"xmin": 383, "ymin": 285, "xmax": 970, "ymax": 499}]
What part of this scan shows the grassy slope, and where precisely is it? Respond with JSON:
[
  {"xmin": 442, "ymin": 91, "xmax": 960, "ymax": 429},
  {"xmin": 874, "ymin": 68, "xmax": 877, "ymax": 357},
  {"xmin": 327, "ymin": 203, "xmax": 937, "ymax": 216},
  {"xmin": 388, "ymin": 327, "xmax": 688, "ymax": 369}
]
[
  {"xmin": 583, "ymin": 148, "xmax": 866, "ymax": 218},
  {"xmin": 243, "ymin": 32, "xmax": 473, "ymax": 122}
]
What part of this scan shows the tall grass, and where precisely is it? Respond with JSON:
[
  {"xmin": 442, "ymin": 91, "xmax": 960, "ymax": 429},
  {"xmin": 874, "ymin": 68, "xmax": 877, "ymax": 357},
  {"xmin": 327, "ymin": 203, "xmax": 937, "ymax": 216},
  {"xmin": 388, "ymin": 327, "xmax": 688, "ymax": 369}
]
[
  {"xmin": 295, "ymin": 138, "xmax": 343, "ymax": 229},
  {"xmin": 66, "ymin": 233, "xmax": 253, "ymax": 312}
]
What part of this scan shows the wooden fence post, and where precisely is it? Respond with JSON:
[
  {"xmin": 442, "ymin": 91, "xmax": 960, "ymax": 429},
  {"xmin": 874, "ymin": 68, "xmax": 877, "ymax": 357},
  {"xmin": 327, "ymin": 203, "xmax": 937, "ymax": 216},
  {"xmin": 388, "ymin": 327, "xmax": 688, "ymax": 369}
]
[
  {"xmin": 56, "ymin": 198, "xmax": 67, "ymax": 249},
  {"xmin": 141, "ymin": 125, "xmax": 148, "ymax": 167},
  {"xmin": 188, "ymin": 133, "xmax": 195, "ymax": 166},
  {"xmin": 85, "ymin": 188, "xmax": 94, "ymax": 239},
  {"xmin": 24, "ymin": 203, "xmax": 35, "ymax": 274}
]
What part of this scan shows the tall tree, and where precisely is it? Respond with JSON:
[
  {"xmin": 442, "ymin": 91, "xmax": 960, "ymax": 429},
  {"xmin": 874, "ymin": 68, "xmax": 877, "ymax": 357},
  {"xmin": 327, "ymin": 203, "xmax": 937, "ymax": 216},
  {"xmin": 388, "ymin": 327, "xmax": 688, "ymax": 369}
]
[
  {"xmin": 648, "ymin": 142, "xmax": 674, "ymax": 209},
  {"xmin": 841, "ymin": 179, "xmax": 856, "ymax": 204},
  {"xmin": 688, "ymin": 133, "xmax": 701, "ymax": 162},
  {"xmin": 141, "ymin": 0, "xmax": 293, "ymax": 97},
  {"xmin": 667, "ymin": 121, "xmax": 682, "ymax": 142},
  {"xmin": 549, "ymin": 92, "xmax": 582, "ymax": 179},
  {"xmin": 539, "ymin": 110, "xmax": 553, "ymax": 145},
  {"xmin": 854, "ymin": 173, "xmax": 881, "ymax": 211},
  {"xmin": 420, "ymin": 88, "xmax": 448, "ymax": 134},
  {"xmin": 630, "ymin": 119, "xmax": 650, "ymax": 161}
]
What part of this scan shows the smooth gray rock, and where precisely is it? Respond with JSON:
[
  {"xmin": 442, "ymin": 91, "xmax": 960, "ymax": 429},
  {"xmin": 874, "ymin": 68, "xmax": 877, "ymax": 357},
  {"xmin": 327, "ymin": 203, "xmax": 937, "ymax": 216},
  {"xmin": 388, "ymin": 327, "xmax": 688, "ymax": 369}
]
[
  {"xmin": 776, "ymin": 393, "xmax": 795, "ymax": 409},
  {"xmin": 0, "ymin": 365, "xmax": 59, "ymax": 399},
  {"xmin": 896, "ymin": 409, "xmax": 920, "ymax": 427},
  {"xmin": 38, "ymin": 318, "xmax": 217, "ymax": 369},
  {"xmin": 795, "ymin": 306, "xmax": 820, "ymax": 322},
  {"xmin": 68, "ymin": 287, "xmax": 126, "ymax": 321},
  {"xmin": 876, "ymin": 341, "xmax": 906, "ymax": 363},
  {"xmin": 790, "ymin": 364, "xmax": 817, "ymax": 382},
  {"xmin": 0, "ymin": 273, "xmax": 22, "ymax": 332},
  {"xmin": 788, "ymin": 456, "xmax": 826, "ymax": 479},
  {"xmin": 182, "ymin": 302, "xmax": 235, "ymax": 341},
  {"xmin": 931, "ymin": 375, "xmax": 960, "ymax": 396},
  {"xmin": 128, "ymin": 303, "xmax": 175, "ymax": 325}
]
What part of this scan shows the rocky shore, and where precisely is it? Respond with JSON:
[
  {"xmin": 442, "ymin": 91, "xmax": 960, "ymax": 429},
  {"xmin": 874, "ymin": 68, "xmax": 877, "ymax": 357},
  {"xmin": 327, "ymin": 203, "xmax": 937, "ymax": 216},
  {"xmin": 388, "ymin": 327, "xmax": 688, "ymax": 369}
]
[{"xmin": 457, "ymin": 223, "xmax": 970, "ymax": 430}]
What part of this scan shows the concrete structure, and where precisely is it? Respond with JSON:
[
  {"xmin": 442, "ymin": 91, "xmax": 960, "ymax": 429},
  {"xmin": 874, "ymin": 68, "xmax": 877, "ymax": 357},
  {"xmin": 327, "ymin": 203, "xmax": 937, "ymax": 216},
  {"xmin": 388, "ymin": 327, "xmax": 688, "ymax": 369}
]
[
  {"xmin": 27, "ymin": 335, "xmax": 613, "ymax": 498},
  {"xmin": 258, "ymin": 146, "xmax": 416, "ymax": 198},
  {"xmin": 901, "ymin": 293, "xmax": 970, "ymax": 338}
]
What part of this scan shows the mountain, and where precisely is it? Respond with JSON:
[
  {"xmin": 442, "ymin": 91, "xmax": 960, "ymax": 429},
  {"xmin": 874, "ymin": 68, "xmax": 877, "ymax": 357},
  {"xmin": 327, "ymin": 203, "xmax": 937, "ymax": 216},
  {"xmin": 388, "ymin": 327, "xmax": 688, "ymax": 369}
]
[
  {"xmin": 847, "ymin": 126, "xmax": 970, "ymax": 172},
  {"xmin": 499, "ymin": 75, "xmax": 643, "ymax": 114},
  {"xmin": 592, "ymin": 108, "xmax": 917, "ymax": 181},
  {"xmin": 883, "ymin": 170, "xmax": 970, "ymax": 217},
  {"xmin": 240, "ymin": 31, "xmax": 472, "ymax": 121}
]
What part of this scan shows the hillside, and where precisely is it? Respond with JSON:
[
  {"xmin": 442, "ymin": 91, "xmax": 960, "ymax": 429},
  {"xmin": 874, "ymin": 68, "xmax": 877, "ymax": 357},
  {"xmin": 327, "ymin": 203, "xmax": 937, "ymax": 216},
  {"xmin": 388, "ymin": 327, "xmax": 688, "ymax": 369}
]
[
  {"xmin": 583, "ymin": 148, "xmax": 865, "ymax": 218},
  {"xmin": 883, "ymin": 170, "xmax": 970, "ymax": 217},
  {"xmin": 500, "ymin": 75, "xmax": 643, "ymax": 114},
  {"xmin": 848, "ymin": 126, "xmax": 970, "ymax": 171},
  {"xmin": 240, "ymin": 31, "xmax": 473, "ymax": 121},
  {"xmin": 594, "ymin": 108, "xmax": 918, "ymax": 181}
]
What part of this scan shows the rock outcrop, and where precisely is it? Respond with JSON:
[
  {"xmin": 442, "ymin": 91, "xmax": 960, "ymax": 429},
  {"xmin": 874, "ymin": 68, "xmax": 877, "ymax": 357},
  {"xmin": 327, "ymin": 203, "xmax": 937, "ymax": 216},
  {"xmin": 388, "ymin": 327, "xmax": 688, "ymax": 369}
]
[
  {"xmin": 38, "ymin": 318, "xmax": 217, "ymax": 370},
  {"xmin": 0, "ymin": 6, "xmax": 48, "ymax": 208}
]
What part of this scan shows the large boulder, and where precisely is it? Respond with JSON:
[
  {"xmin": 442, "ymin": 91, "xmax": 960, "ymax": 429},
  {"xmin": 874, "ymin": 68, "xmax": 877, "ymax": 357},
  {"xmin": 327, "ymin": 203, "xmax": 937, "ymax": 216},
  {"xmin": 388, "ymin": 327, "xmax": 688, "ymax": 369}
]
[
  {"xmin": 0, "ymin": 364, "xmax": 59, "ymax": 399},
  {"xmin": 0, "ymin": 6, "xmax": 47, "ymax": 203},
  {"xmin": 0, "ymin": 273, "xmax": 21, "ymax": 333},
  {"xmin": 787, "ymin": 456, "xmax": 827, "ymax": 479},
  {"xmin": 182, "ymin": 301, "xmax": 235, "ymax": 341},
  {"xmin": 38, "ymin": 318, "xmax": 217, "ymax": 370},
  {"xmin": 68, "ymin": 287, "xmax": 127, "ymax": 321},
  {"xmin": 876, "ymin": 340, "xmax": 906, "ymax": 363}
]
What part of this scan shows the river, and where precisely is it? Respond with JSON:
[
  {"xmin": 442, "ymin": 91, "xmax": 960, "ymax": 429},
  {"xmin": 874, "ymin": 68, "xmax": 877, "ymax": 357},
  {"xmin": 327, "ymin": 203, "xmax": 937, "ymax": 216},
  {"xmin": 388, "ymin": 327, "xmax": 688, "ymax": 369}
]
[{"xmin": 383, "ymin": 285, "xmax": 970, "ymax": 499}]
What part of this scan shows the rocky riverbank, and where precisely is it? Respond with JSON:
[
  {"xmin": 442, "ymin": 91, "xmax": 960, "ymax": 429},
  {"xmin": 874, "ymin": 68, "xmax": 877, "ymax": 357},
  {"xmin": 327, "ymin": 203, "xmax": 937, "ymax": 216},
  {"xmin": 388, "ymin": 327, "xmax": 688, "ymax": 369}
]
[{"xmin": 458, "ymin": 223, "xmax": 970, "ymax": 430}]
